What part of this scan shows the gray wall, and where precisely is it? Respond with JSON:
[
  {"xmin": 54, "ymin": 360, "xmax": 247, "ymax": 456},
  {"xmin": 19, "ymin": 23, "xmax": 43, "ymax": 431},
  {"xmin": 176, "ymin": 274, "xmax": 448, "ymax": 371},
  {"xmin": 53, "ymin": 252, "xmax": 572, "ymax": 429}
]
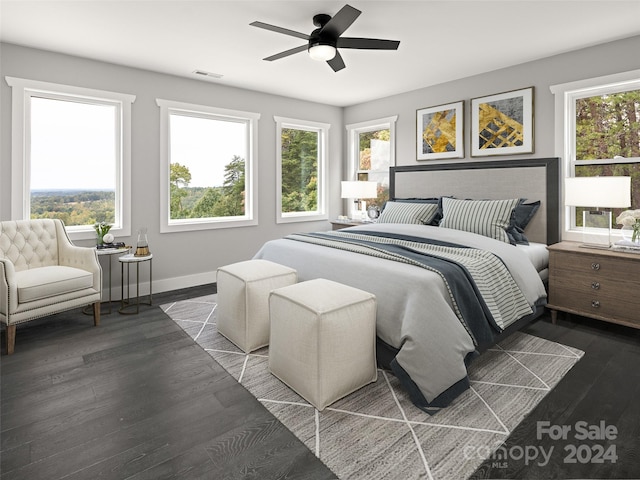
[
  {"xmin": 2, "ymin": 35, "xmax": 639, "ymax": 294},
  {"xmin": 0, "ymin": 43, "xmax": 343, "ymax": 294},
  {"xmin": 344, "ymin": 35, "xmax": 640, "ymax": 171}
]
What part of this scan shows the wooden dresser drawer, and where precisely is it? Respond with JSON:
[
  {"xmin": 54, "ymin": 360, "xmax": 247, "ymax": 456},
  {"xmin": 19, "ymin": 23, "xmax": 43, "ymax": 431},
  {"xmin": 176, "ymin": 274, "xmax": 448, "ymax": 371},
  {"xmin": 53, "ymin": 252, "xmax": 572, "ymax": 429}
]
[
  {"xmin": 549, "ymin": 266, "xmax": 640, "ymax": 299},
  {"xmin": 549, "ymin": 251, "xmax": 635, "ymax": 281},
  {"xmin": 550, "ymin": 285, "xmax": 640, "ymax": 327}
]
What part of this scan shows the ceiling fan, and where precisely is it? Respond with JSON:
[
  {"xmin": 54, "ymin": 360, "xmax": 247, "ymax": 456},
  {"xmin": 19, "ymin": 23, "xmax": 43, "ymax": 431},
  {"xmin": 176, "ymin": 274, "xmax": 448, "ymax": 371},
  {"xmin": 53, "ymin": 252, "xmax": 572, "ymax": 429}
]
[{"xmin": 250, "ymin": 4, "xmax": 400, "ymax": 72}]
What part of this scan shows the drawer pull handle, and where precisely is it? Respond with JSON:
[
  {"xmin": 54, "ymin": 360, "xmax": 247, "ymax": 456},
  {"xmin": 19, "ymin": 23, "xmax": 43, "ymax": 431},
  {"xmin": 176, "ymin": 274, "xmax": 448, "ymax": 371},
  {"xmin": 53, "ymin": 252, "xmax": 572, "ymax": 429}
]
[
  {"xmin": 591, "ymin": 300, "xmax": 600, "ymax": 308},
  {"xmin": 591, "ymin": 282, "xmax": 600, "ymax": 290},
  {"xmin": 591, "ymin": 263, "xmax": 600, "ymax": 271}
]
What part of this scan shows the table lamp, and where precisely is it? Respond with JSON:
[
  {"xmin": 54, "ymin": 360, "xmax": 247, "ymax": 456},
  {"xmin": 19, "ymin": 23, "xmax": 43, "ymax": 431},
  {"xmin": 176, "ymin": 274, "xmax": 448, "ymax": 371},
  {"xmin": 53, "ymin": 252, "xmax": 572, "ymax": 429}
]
[
  {"xmin": 564, "ymin": 176, "xmax": 631, "ymax": 248},
  {"xmin": 341, "ymin": 181, "xmax": 378, "ymax": 221}
]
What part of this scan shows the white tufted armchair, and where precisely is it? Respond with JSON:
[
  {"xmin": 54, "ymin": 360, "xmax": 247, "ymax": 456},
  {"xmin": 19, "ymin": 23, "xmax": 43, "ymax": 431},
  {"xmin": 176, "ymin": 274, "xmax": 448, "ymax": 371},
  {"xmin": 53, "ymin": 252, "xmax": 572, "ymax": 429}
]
[{"xmin": 0, "ymin": 219, "xmax": 102, "ymax": 354}]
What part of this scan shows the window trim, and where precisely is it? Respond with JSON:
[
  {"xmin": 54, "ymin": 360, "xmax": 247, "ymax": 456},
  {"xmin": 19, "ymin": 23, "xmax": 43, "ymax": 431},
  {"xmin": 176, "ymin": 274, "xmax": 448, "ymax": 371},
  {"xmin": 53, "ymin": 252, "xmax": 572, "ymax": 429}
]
[
  {"xmin": 550, "ymin": 69, "xmax": 640, "ymax": 243},
  {"xmin": 5, "ymin": 76, "xmax": 135, "ymax": 240},
  {"xmin": 274, "ymin": 116, "xmax": 329, "ymax": 224},
  {"xmin": 345, "ymin": 115, "xmax": 398, "ymax": 218},
  {"xmin": 157, "ymin": 99, "xmax": 260, "ymax": 232}
]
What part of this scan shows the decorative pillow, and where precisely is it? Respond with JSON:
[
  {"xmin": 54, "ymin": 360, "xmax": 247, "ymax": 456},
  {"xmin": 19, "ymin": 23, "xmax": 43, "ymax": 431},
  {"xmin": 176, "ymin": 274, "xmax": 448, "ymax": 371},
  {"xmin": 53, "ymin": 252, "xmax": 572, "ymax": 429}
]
[
  {"xmin": 507, "ymin": 200, "xmax": 541, "ymax": 245},
  {"xmin": 439, "ymin": 197, "xmax": 522, "ymax": 243},
  {"xmin": 393, "ymin": 197, "xmax": 448, "ymax": 225},
  {"xmin": 377, "ymin": 201, "xmax": 439, "ymax": 225}
]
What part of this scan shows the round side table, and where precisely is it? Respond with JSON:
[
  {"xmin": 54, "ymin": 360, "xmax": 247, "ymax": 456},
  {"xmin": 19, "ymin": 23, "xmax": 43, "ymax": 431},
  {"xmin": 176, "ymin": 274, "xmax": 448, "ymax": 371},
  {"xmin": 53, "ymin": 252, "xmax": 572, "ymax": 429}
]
[{"xmin": 118, "ymin": 253, "xmax": 153, "ymax": 314}]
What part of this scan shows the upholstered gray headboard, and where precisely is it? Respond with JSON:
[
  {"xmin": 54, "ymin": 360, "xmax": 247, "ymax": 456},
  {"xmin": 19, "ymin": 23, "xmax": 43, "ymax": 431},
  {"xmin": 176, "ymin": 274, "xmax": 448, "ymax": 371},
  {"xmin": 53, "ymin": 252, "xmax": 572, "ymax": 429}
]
[{"xmin": 389, "ymin": 158, "xmax": 560, "ymax": 245}]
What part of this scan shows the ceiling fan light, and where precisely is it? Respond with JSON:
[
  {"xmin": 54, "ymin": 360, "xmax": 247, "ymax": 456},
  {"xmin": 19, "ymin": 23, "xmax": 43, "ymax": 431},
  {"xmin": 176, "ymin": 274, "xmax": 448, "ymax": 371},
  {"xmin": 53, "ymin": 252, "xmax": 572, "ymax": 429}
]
[{"xmin": 308, "ymin": 44, "xmax": 336, "ymax": 61}]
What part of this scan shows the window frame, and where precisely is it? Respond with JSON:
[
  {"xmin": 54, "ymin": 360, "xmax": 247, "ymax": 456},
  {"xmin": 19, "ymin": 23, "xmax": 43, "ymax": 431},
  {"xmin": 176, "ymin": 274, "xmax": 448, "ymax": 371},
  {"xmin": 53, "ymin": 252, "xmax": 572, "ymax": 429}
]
[
  {"xmin": 157, "ymin": 99, "xmax": 260, "ymax": 233},
  {"xmin": 345, "ymin": 116, "xmax": 398, "ymax": 218},
  {"xmin": 274, "ymin": 116, "xmax": 329, "ymax": 224},
  {"xmin": 5, "ymin": 76, "xmax": 135, "ymax": 240},
  {"xmin": 551, "ymin": 69, "xmax": 640, "ymax": 243}
]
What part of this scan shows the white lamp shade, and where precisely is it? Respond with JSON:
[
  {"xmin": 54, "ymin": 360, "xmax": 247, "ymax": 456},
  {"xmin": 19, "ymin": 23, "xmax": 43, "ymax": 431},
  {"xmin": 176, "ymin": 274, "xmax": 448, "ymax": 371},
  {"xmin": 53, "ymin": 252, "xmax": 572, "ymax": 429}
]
[
  {"xmin": 341, "ymin": 181, "xmax": 378, "ymax": 199},
  {"xmin": 564, "ymin": 176, "xmax": 631, "ymax": 208}
]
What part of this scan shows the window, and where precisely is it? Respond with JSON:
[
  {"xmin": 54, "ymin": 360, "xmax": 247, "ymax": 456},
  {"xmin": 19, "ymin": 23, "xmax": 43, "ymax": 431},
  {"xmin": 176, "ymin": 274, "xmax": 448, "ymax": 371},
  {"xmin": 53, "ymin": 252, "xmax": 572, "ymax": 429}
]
[
  {"xmin": 157, "ymin": 99, "xmax": 260, "ymax": 232},
  {"xmin": 551, "ymin": 70, "xmax": 640, "ymax": 242},
  {"xmin": 5, "ymin": 77, "xmax": 134, "ymax": 240},
  {"xmin": 275, "ymin": 116, "xmax": 329, "ymax": 223},
  {"xmin": 346, "ymin": 116, "xmax": 397, "ymax": 218}
]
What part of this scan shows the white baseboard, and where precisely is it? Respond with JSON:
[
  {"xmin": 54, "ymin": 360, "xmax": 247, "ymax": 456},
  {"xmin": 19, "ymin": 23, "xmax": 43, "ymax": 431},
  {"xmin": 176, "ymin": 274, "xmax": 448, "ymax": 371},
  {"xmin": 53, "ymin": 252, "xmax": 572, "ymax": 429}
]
[
  {"xmin": 102, "ymin": 270, "xmax": 216, "ymax": 301},
  {"xmin": 154, "ymin": 270, "xmax": 216, "ymax": 294}
]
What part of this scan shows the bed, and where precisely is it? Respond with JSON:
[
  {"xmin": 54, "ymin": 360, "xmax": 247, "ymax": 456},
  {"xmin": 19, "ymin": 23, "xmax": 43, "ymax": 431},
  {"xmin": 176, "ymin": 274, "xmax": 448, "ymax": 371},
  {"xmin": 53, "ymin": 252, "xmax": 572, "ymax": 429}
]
[{"xmin": 254, "ymin": 158, "xmax": 560, "ymax": 414}]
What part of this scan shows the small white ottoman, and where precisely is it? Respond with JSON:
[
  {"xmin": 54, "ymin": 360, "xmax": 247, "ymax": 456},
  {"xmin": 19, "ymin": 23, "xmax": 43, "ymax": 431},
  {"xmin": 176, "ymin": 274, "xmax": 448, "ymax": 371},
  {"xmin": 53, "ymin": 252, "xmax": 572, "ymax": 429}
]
[
  {"xmin": 217, "ymin": 259, "xmax": 297, "ymax": 353},
  {"xmin": 269, "ymin": 278, "xmax": 377, "ymax": 411}
]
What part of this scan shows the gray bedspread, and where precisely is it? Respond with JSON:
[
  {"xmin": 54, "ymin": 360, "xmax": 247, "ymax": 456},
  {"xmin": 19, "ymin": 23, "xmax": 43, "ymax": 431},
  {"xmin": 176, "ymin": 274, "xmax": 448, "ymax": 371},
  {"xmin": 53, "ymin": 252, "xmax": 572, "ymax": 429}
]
[{"xmin": 254, "ymin": 223, "xmax": 547, "ymax": 412}]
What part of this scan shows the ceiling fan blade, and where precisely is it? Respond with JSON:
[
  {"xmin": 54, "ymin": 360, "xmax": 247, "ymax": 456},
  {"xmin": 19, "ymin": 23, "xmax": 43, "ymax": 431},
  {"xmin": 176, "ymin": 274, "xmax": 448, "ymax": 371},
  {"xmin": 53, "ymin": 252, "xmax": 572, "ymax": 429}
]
[
  {"xmin": 250, "ymin": 21, "xmax": 310, "ymax": 40},
  {"xmin": 337, "ymin": 38, "xmax": 400, "ymax": 50},
  {"xmin": 321, "ymin": 4, "xmax": 361, "ymax": 39},
  {"xmin": 327, "ymin": 51, "xmax": 346, "ymax": 72},
  {"xmin": 263, "ymin": 44, "xmax": 309, "ymax": 61}
]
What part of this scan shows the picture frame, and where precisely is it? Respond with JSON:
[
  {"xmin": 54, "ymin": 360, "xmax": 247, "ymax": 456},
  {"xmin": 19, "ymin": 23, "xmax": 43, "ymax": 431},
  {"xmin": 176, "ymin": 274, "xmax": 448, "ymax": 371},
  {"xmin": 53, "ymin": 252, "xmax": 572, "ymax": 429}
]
[
  {"xmin": 416, "ymin": 100, "xmax": 464, "ymax": 160},
  {"xmin": 470, "ymin": 87, "xmax": 534, "ymax": 157}
]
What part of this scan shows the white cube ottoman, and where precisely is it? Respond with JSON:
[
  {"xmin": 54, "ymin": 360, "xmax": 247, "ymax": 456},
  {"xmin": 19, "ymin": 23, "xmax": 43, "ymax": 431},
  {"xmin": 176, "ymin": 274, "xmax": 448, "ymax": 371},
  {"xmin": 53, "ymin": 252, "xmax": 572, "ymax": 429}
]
[
  {"xmin": 217, "ymin": 259, "xmax": 297, "ymax": 353},
  {"xmin": 269, "ymin": 278, "xmax": 377, "ymax": 411}
]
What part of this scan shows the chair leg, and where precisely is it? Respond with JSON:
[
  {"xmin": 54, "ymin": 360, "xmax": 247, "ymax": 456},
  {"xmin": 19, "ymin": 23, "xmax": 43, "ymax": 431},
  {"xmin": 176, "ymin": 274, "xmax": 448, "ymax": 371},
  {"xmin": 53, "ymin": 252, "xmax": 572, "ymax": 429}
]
[
  {"xmin": 93, "ymin": 301, "xmax": 101, "ymax": 326},
  {"xmin": 6, "ymin": 324, "xmax": 16, "ymax": 355}
]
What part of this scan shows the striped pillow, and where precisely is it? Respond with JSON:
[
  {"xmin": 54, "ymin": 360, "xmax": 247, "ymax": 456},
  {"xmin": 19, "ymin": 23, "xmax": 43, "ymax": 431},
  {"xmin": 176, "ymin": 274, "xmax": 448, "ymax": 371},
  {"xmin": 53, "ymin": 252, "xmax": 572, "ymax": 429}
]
[
  {"xmin": 377, "ymin": 201, "xmax": 438, "ymax": 225},
  {"xmin": 439, "ymin": 197, "xmax": 521, "ymax": 243}
]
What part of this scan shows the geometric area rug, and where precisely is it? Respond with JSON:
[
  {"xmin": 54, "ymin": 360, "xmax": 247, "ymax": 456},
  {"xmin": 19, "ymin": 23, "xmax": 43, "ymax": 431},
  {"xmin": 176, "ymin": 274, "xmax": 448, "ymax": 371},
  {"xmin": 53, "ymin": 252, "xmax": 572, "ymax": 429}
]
[{"xmin": 162, "ymin": 294, "xmax": 584, "ymax": 480}]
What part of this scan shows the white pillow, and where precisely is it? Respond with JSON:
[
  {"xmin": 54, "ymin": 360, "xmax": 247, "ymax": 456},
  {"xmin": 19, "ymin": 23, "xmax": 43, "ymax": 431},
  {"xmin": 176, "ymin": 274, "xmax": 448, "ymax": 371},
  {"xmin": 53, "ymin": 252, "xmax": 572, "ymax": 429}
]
[{"xmin": 439, "ymin": 197, "xmax": 521, "ymax": 243}]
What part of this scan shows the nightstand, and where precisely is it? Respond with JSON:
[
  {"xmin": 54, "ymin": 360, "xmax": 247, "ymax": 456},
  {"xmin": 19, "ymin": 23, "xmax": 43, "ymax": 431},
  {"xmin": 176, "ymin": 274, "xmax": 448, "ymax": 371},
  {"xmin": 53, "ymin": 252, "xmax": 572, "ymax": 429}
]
[
  {"xmin": 330, "ymin": 219, "xmax": 368, "ymax": 230},
  {"xmin": 547, "ymin": 241, "xmax": 640, "ymax": 329}
]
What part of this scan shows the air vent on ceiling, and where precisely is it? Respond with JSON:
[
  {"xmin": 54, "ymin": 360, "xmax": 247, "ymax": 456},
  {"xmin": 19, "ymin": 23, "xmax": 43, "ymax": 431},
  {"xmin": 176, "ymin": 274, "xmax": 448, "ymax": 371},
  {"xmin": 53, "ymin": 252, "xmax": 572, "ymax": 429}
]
[{"xmin": 193, "ymin": 70, "xmax": 224, "ymax": 79}]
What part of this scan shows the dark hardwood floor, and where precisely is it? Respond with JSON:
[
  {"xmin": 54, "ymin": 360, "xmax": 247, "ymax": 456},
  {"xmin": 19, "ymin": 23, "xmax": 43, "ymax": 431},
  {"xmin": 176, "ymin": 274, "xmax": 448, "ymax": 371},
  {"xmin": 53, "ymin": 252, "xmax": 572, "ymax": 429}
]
[
  {"xmin": 2, "ymin": 283, "xmax": 639, "ymax": 479},
  {"xmin": 0, "ymin": 284, "xmax": 337, "ymax": 480},
  {"xmin": 472, "ymin": 312, "xmax": 640, "ymax": 479}
]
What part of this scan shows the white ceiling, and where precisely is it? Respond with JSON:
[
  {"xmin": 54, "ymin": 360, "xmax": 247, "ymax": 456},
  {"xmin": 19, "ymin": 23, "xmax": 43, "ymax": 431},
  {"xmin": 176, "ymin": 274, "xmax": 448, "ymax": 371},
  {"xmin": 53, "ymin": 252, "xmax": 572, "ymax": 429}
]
[{"xmin": 2, "ymin": 0, "xmax": 639, "ymax": 107}]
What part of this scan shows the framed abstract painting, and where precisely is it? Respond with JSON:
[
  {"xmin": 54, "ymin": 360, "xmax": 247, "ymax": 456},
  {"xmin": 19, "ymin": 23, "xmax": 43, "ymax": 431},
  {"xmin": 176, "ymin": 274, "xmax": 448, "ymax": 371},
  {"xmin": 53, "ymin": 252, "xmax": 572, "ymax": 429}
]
[
  {"xmin": 471, "ymin": 87, "xmax": 534, "ymax": 157},
  {"xmin": 416, "ymin": 101, "xmax": 464, "ymax": 160}
]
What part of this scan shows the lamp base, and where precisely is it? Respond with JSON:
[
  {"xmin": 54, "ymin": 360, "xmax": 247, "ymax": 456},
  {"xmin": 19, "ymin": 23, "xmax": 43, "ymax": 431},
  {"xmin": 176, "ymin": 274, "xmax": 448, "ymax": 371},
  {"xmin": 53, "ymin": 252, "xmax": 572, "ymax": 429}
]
[
  {"xmin": 359, "ymin": 200, "xmax": 368, "ymax": 221},
  {"xmin": 581, "ymin": 210, "xmax": 612, "ymax": 248}
]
